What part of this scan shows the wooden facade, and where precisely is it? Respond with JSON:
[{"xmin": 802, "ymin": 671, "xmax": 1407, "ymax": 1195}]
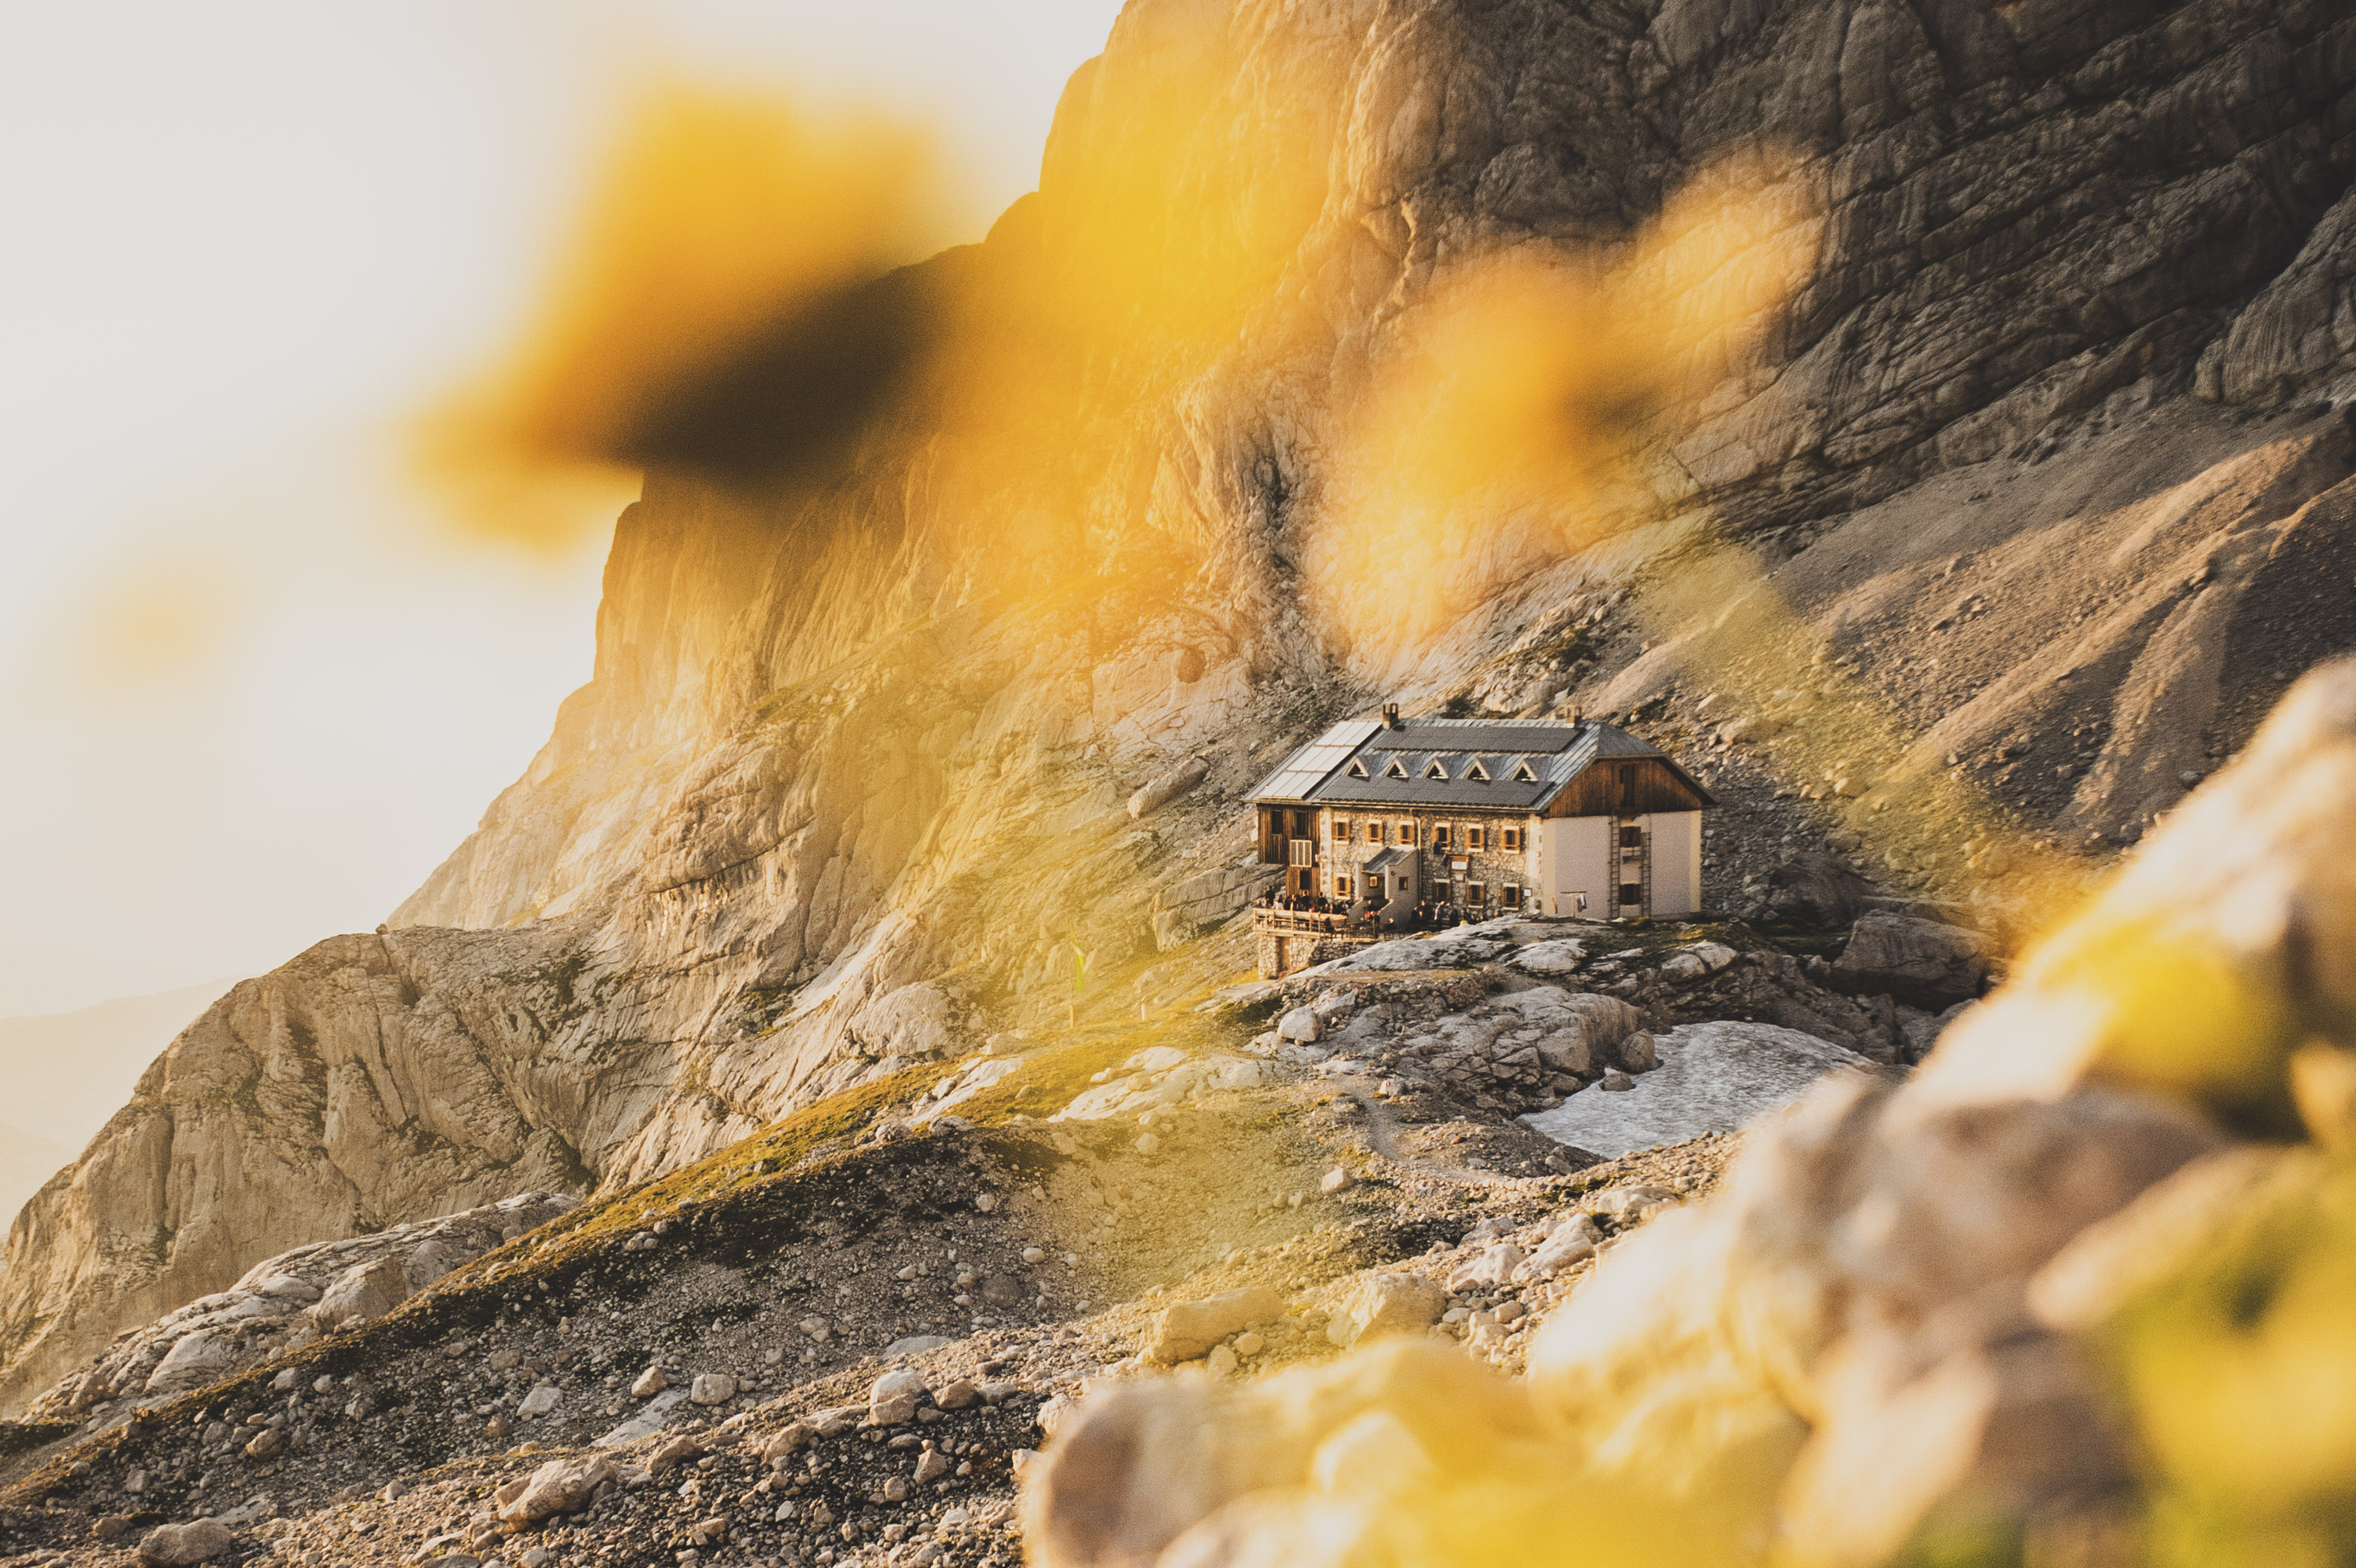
[{"xmin": 1541, "ymin": 756, "xmax": 1710, "ymax": 818}]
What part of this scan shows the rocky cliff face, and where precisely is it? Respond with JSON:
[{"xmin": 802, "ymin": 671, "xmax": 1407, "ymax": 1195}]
[{"xmin": 7, "ymin": 0, "xmax": 2354, "ymax": 1415}]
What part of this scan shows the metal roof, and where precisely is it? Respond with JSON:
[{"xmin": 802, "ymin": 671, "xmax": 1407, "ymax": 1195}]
[
  {"xmin": 1361, "ymin": 845, "xmax": 1411, "ymax": 871},
  {"xmin": 1249, "ymin": 714, "xmax": 1714, "ymax": 812},
  {"xmin": 1318, "ymin": 759, "xmax": 1556, "ymax": 808},
  {"xmin": 1363, "ymin": 721, "xmax": 1579, "ymax": 754},
  {"xmin": 1247, "ymin": 717, "xmax": 1385, "ymax": 802}
]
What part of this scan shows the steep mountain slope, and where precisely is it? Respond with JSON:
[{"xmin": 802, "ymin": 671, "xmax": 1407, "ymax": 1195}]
[
  {"xmin": 0, "ymin": 983, "xmax": 235, "ymax": 1222},
  {"xmin": 6, "ymin": 0, "xmax": 2354, "ymax": 1418}
]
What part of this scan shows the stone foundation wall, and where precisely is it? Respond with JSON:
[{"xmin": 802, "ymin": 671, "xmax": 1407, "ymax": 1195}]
[{"xmin": 1255, "ymin": 928, "xmax": 1377, "ymax": 978}]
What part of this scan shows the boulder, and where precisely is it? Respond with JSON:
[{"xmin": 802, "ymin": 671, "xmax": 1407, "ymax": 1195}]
[
  {"xmin": 760, "ymin": 1423, "xmax": 815, "ymax": 1460},
  {"xmin": 1128, "ymin": 756, "xmax": 1210, "ymax": 818},
  {"xmin": 849, "ymin": 982, "xmax": 961, "ymax": 1059},
  {"xmin": 1325, "ymin": 1273, "xmax": 1446, "ymax": 1346},
  {"xmin": 1829, "ymin": 912, "xmax": 1988, "ymax": 1008},
  {"xmin": 1446, "ymin": 1246, "xmax": 1524, "ymax": 1292},
  {"xmin": 1588, "ymin": 1185, "xmax": 1674, "ymax": 1221},
  {"xmin": 405, "ymin": 1239, "xmax": 461, "ymax": 1291},
  {"xmin": 310, "ymin": 1255, "xmax": 411, "ymax": 1332},
  {"xmin": 1660, "ymin": 942, "xmax": 1738, "ymax": 981},
  {"xmin": 1146, "ymin": 1286, "xmax": 1285, "ymax": 1364},
  {"xmin": 1475, "ymin": 989, "xmax": 1640, "ymax": 1076},
  {"xmin": 868, "ymin": 1365, "xmax": 926, "ymax": 1425},
  {"xmin": 885, "ymin": 1334, "xmax": 954, "ymax": 1359},
  {"xmin": 1513, "ymin": 1216, "xmax": 1602, "ymax": 1282},
  {"xmin": 688, "ymin": 1373, "xmax": 736, "ymax": 1406},
  {"xmin": 1275, "ymin": 1007, "xmax": 1323, "ymax": 1043},
  {"xmin": 495, "ymin": 1455, "xmax": 617, "ymax": 1527},
  {"xmin": 1509, "ymin": 939, "xmax": 1586, "ymax": 975},
  {"xmin": 136, "ymin": 1521, "xmax": 234, "ymax": 1565},
  {"xmin": 1748, "ymin": 852, "xmax": 1878, "ymax": 928},
  {"xmin": 143, "ymin": 1330, "xmax": 233, "ymax": 1395}
]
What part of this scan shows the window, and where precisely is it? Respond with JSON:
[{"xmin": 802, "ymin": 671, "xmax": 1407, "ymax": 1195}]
[
  {"xmin": 1400, "ymin": 821, "xmax": 1418, "ymax": 845},
  {"xmin": 1336, "ymin": 876, "xmax": 1353, "ymax": 897},
  {"xmin": 1468, "ymin": 826, "xmax": 1486, "ymax": 851},
  {"xmin": 1512, "ymin": 761, "xmax": 1538, "ymax": 782},
  {"xmin": 1423, "ymin": 760, "xmax": 1449, "ymax": 781},
  {"xmin": 1469, "ymin": 883, "xmax": 1487, "ymax": 905},
  {"xmin": 1619, "ymin": 882, "xmax": 1642, "ymax": 906},
  {"xmin": 1433, "ymin": 825, "xmax": 1451, "ymax": 848},
  {"xmin": 1502, "ymin": 827, "xmax": 1522, "ymax": 851},
  {"xmin": 1465, "ymin": 760, "xmax": 1490, "ymax": 781},
  {"xmin": 1334, "ymin": 817, "xmax": 1351, "ymax": 840},
  {"xmin": 1347, "ymin": 758, "xmax": 1369, "ymax": 778},
  {"xmin": 1503, "ymin": 884, "xmax": 1523, "ymax": 908},
  {"xmin": 1618, "ymin": 764, "xmax": 1638, "ymax": 810},
  {"xmin": 1383, "ymin": 758, "xmax": 1409, "ymax": 779},
  {"xmin": 1620, "ymin": 825, "xmax": 1644, "ymax": 848}
]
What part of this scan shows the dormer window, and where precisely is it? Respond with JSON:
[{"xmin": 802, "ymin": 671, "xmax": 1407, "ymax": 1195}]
[
  {"xmin": 1347, "ymin": 758, "xmax": 1369, "ymax": 778},
  {"xmin": 1383, "ymin": 758, "xmax": 1409, "ymax": 779},
  {"xmin": 1512, "ymin": 761, "xmax": 1538, "ymax": 782},
  {"xmin": 1465, "ymin": 760, "xmax": 1491, "ymax": 781},
  {"xmin": 1423, "ymin": 760, "xmax": 1449, "ymax": 780}
]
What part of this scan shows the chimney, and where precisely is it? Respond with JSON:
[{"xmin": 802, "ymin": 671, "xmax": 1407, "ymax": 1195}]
[{"xmin": 1381, "ymin": 702, "xmax": 1403, "ymax": 729}]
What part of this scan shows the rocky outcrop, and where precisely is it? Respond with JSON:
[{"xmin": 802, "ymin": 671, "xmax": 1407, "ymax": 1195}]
[
  {"xmin": 23, "ymin": 1194, "xmax": 573, "ymax": 1424},
  {"xmin": 12, "ymin": 0, "xmax": 2356, "ymax": 1416},
  {"xmin": 1828, "ymin": 912, "xmax": 1990, "ymax": 1007},
  {"xmin": 1746, "ymin": 851, "xmax": 1878, "ymax": 928},
  {"xmin": 1148, "ymin": 864, "xmax": 1281, "ymax": 950}
]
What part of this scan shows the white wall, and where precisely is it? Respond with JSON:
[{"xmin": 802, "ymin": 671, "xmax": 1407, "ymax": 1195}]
[
  {"xmin": 1541, "ymin": 815, "xmax": 1611, "ymax": 918},
  {"xmin": 1643, "ymin": 810, "xmax": 1704, "ymax": 916}
]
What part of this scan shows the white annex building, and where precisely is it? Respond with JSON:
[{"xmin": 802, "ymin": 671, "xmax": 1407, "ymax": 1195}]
[{"xmin": 1248, "ymin": 708, "xmax": 1713, "ymax": 922}]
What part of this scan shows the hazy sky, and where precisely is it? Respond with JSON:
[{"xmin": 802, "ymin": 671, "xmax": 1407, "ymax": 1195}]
[{"xmin": 0, "ymin": 0, "xmax": 1126, "ymax": 1018}]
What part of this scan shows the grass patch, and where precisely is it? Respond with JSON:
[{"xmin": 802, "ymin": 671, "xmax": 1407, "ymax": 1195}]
[
  {"xmin": 457, "ymin": 1059, "xmax": 965, "ymax": 1282},
  {"xmin": 950, "ymin": 1032, "xmax": 1155, "ymax": 1125}
]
